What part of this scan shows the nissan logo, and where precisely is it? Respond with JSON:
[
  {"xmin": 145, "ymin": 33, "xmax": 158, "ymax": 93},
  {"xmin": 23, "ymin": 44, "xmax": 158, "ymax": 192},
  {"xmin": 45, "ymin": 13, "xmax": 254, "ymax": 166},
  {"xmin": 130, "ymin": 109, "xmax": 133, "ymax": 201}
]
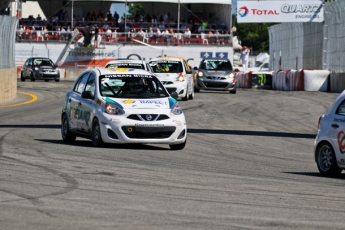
[{"xmin": 146, "ymin": 114, "xmax": 152, "ymax": 121}]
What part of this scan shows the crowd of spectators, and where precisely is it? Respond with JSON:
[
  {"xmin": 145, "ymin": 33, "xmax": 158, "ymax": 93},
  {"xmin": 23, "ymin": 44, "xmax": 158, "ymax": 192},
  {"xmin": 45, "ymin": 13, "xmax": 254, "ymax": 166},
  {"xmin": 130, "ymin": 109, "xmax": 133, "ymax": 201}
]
[{"xmin": 16, "ymin": 8, "xmax": 232, "ymax": 46}]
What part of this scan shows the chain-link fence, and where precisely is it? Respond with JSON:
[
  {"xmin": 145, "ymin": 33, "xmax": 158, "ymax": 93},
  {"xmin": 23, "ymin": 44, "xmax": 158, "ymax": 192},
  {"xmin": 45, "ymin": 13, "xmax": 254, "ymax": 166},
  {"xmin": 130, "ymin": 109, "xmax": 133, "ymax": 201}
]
[
  {"xmin": 0, "ymin": 15, "xmax": 17, "ymax": 68},
  {"xmin": 0, "ymin": 15, "xmax": 18, "ymax": 104},
  {"xmin": 268, "ymin": 1, "xmax": 345, "ymax": 73}
]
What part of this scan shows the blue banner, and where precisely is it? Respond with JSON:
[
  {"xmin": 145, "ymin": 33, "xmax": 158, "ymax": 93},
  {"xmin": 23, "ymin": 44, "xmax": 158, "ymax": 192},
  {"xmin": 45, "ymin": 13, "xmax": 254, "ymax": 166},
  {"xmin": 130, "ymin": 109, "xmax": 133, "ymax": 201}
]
[
  {"xmin": 215, "ymin": 52, "xmax": 228, "ymax": 59},
  {"xmin": 200, "ymin": 52, "xmax": 213, "ymax": 58}
]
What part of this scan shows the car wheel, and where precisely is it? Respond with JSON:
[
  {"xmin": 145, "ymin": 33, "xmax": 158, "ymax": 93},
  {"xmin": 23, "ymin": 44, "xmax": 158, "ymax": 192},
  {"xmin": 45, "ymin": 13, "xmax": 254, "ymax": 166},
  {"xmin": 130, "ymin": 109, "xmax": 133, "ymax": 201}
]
[
  {"xmin": 182, "ymin": 87, "xmax": 189, "ymax": 101},
  {"xmin": 55, "ymin": 79, "xmax": 60, "ymax": 82},
  {"xmin": 316, "ymin": 142, "xmax": 342, "ymax": 177},
  {"xmin": 20, "ymin": 72, "xmax": 25, "ymax": 82},
  {"xmin": 230, "ymin": 89, "xmax": 236, "ymax": 94},
  {"xmin": 189, "ymin": 86, "xmax": 194, "ymax": 100},
  {"xmin": 170, "ymin": 139, "xmax": 186, "ymax": 150},
  {"xmin": 194, "ymin": 86, "xmax": 200, "ymax": 93},
  {"xmin": 45, "ymin": 80, "xmax": 49, "ymax": 82},
  {"xmin": 92, "ymin": 118, "xmax": 104, "ymax": 147},
  {"xmin": 30, "ymin": 73, "xmax": 35, "ymax": 82},
  {"xmin": 61, "ymin": 114, "xmax": 76, "ymax": 142}
]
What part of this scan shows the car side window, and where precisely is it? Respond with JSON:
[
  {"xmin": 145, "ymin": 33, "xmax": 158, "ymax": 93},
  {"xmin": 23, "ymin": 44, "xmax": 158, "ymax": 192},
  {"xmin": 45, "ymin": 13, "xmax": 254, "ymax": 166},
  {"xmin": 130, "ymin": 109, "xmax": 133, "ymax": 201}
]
[
  {"xmin": 84, "ymin": 73, "xmax": 96, "ymax": 97},
  {"xmin": 74, "ymin": 73, "xmax": 90, "ymax": 94},
  {"xmin": 25, "ymin": 59, "xmax": 31, "ymax": 66},
  {"xmin": 336, "ymin": 100, "xmax": 345, "ymax": 116}
]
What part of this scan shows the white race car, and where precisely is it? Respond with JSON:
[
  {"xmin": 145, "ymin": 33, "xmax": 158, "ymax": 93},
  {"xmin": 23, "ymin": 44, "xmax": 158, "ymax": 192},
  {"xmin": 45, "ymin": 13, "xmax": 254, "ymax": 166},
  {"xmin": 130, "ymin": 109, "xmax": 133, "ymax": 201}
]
[
  {"xmin": 104, "ymin": 59, "xmax": 154, "ymax": 73},
  {"xmin": 149, "ymin": 56, "xmax": 194, "ymax": 101},
  {"xmin": 61, "ymin": 68, "xmax": 187, "ymax": 150},
  {"xmin": 314, "ymin": 90, "xmax": 345, "ymax": 176}
]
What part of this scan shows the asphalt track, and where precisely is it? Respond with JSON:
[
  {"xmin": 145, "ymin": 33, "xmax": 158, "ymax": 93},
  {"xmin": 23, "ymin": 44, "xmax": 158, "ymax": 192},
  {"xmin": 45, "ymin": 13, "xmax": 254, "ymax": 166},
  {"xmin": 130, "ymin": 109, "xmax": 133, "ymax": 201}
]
[{"xmin": 1, "ymin": 79, "xmax": 345, "ymax": 230}]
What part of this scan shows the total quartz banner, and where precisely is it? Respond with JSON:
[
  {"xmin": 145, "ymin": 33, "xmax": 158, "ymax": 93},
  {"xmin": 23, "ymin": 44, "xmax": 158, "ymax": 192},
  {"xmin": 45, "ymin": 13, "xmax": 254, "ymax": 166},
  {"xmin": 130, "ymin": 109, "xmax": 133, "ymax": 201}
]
[{"xmin": 237, "ymin": 1, "xmax": 324, "ymax": 23}]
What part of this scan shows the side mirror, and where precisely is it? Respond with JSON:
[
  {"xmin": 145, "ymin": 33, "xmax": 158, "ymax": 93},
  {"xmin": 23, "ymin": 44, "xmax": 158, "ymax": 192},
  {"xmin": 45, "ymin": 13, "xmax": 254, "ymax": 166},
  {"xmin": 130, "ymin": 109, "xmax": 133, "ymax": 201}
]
[
  {"xmin": 170, "ymin": 91, "xmax": 178, "ymax": 100},
  {"xmin": 193, "ymin": 66, "xmax": 198, "ymax": 70},
  {"xmin": 81, "ymin": 91, "xmax": 94, "ymax": 99}
]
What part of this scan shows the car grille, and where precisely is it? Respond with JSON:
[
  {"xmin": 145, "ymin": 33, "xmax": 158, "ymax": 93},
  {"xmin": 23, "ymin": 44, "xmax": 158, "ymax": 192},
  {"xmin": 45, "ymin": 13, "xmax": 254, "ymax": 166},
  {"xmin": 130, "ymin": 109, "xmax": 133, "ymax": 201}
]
[
  {"xmin": 121, "ymin": 126, "xmax": 176, "ymax": 139},
  {"xmin": 204, "ymin": 81, "xmax": 229, "ymax": 88},
  {"xmin": 127, "ymin": 114, "xmax": 170, "ymax": 121},
  {"xmin": 161, "ymin": 81, "xmax": 174, "ymax": 85},
  {"xmin": 206, "ymin": 76, "xmax": 227, "ymax": 80}
]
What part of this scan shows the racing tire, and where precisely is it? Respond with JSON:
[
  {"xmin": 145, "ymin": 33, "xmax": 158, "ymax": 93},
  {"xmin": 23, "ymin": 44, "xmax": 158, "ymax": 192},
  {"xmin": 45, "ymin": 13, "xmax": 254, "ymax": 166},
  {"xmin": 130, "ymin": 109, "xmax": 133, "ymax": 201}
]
[
  {"xmin": 61, "ymin": 114, "xmax": 76, "ymax": 142},
  {"xmin": 189, "ymin": 86, "xmax": 194, "ymax": 100},
  {"xmin": 316, "ymin": 142, "xmax": 342, "ymax": 177},
  {"xmin": 194, "ymin": 87, "xmax": 200, "ymax": 93},
  {"xmin": 182, "ymin": 87, "xmax": 189, "ymax": 101},
  {"xmin": 55, "ymin": 79, "xmax": 60, "ymax": 82},
  {"xmin": 45, "ymin": 80, "xmax": 49, "ymax": 82},
  {"xmin": 30, "ymin": 73, "xmax": 35, "ymax": 82},
  {"xmin": 92, "ymin": 118, "xmax": 104, "ymax": 147},
  {"xmin": 169, "ymin": 139, "xmax": 186, "ymax": 150},
  {"xmin": 20, "ymin": 72, "xmax": 25, "ymax": 82},
  {"xmin": 230, "ymin": 89, "xmax": 236, "ymax": 94}
]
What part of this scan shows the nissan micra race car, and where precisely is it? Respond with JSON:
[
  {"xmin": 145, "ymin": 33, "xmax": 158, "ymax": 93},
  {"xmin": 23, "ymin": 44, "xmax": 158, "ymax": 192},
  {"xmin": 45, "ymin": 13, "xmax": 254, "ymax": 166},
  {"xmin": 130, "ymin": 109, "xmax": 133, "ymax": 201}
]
[
  {"xmin": 61, "ymin": 68, "xmax": 187, "ymax": 150},
  {"xmin": 194, "ymin": 58, "xmax": 236, "ymax": 94},
  {"xmin": 149, "ymin": 56, "xmax": 194, "ymax": 101},
  {"xmin": 314, "ymin": 90, "xmax": 345, "ymax": 176}
]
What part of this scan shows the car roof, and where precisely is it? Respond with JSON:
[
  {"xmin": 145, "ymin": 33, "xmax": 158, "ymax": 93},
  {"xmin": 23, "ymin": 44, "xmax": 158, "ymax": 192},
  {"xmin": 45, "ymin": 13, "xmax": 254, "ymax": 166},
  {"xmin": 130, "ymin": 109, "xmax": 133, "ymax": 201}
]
[
  {"xmin": 201, "ymin": 58, "xmax": 230, "ymax": 61},
  {"xmin": 149, "ymin": 57, "xmax": 184, "ymax": 62},
  {"xmin": 105, "ymin": 59, "xmax": 146, "ymax": 65},
  {"xmin": 96, "ymin": 68, "xmax": 153, "ymax": 76}
]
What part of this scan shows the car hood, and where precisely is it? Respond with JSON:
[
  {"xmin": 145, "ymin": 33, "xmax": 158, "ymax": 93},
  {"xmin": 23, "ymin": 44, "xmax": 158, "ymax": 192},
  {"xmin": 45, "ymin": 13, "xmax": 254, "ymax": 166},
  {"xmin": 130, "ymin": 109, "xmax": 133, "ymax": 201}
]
[
  {"xmin": 201, "ymin": 70, "xmax": 232, "ymax": 76},
  {"xmin": 154, "ymin": 73, "xmax": 179, "ymax": 81},
  {"xmin": 105, "ymin": 97, "xmax": 177, "ymax": 110}
]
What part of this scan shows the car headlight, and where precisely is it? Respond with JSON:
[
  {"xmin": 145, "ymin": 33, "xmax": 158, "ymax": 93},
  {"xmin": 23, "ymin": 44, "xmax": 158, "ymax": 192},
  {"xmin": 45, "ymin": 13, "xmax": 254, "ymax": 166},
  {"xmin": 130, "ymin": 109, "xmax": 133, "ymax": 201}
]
[
  {"xmin": 171, "ymin": 102, "xmax": 183, "ymax": 115},
  {"xmin": 105, "ymin": 102, "xmax": 125, "ymax": 115},
  {"xmin": 34, "ymin": 67, "xmax": 39, "ymax": 71},
  {"xmin": 176, "ymin": 72, "xmax": 185, "ymax": 82},
  {"xmin": 198, "ymin": 72, "xmax": 203, "ymax": 77},
  {"xmin": 55, "ymin": 68, "xmax": 59, "ymax": 71},
  {"xmin": 228, "ymin": 73, "xmax": 235, "ymax": 78}
]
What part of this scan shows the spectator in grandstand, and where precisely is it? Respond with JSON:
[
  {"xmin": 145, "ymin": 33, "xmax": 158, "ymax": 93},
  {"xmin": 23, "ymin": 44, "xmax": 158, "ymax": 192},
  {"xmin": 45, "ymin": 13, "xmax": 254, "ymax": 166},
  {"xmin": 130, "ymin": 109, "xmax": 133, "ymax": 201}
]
[
  {"xmin": 147, "ymin": 27, "xmax": 154, "ymax": 42},
  {"xmin": 152, "ymin": 28, "xmax": 161, "ymax": 43},
  {"xmin": 240, "ymin": 46, "xmax": 250, "ymax": 72},
  {"xmin": 162, "ymin": 28, "xmax": 170, "ymax": 43},
  {"xmin": 113, "ymin": 11, "xmax": 119, "ymax": 26},
  {"xmin": 17, "ymin": 24, "xmax": 25, "ymax": 41},
  {"xmin": 60, "ymin": 26, "xmax": 66, "ymax": 40},
  {"xmin": 107, "ymin": 11, "xmax": 112, "ymax": 21},
  {"xmin": 184, "ymin": 27, "xmax": 191, "ymax": 43},
  {"xmin": 137, "ymin": 28, "xmax": 145, "ymax": 41},
  {"xmin": 36, "ymin": 14, "xmax": 41, "ymax": 21}
]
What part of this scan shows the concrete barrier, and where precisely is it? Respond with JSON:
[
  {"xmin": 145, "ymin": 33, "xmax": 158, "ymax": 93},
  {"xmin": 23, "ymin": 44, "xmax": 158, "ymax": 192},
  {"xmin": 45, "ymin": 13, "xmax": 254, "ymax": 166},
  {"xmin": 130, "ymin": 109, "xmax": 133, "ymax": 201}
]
[
  {"xmin": 330, "ymin": 72, "xmax": 345, "ymax": 93},
  {"xmin": 0, "ymin": 67, "xmax": 17, "ymax": 104},
  {"xmin": 304, "ymin": 70, "xmax": 329, "ymax": 91}
]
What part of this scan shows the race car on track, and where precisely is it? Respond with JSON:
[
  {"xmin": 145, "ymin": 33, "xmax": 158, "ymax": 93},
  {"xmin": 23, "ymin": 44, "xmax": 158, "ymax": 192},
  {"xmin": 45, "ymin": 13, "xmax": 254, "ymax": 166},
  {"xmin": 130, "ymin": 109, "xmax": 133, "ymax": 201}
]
[
  {"xmin": 194, "ymin": 58, "xmax": 236, "ymax": 94},
  {"xmin": 314, "ymin": 90, "xmax": 345, "ymax": 176},
  {"xmin": 61, "ymin": 68, "xmax": 187, "ymax": 150},
  {"xmin": 149, "ymin": 56, "xmax": 194, "ymax": 101},
  {"xmin": 105, "ymin": 59, "xmax": 154, "ymax": 73},
  {"xmin": 20, "ymin": 57, "xmax": 60, "ymax": 82}
]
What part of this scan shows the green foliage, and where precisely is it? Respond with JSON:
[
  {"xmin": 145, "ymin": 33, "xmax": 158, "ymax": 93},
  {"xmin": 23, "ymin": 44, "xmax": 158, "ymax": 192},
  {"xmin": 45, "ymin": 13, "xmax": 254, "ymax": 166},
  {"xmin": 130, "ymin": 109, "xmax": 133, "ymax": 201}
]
[
  {"xmin": 127, "ymin": 3, "xmax": 145, "ymax": 21},
  {"xmin": 232, "ymin": 14, "xmax": 278, "ymax": 53}
]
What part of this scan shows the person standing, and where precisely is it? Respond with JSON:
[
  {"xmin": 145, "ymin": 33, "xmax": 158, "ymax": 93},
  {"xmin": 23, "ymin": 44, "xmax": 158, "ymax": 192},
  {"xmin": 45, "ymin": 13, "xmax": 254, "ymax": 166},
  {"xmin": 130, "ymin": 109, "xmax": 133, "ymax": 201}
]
[{"xmin": 240, "ymin": 46, "xmax": 250, "ymax": 72}]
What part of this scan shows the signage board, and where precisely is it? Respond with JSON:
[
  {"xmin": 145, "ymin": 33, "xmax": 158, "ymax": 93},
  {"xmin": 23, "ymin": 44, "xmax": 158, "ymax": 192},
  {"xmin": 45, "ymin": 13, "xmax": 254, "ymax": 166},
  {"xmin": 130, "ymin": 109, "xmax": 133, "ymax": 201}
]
[{"xmin": 237, "ymin": 1, "xmax": 324, "ymax": 23}]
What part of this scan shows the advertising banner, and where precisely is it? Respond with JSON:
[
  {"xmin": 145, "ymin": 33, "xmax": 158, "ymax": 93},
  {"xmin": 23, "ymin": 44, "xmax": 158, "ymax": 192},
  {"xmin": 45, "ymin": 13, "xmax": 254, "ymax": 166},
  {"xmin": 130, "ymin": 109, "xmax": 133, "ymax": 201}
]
[{"xmin": 237, "ymin": 1, "xmax": 324, "ymax": 23}]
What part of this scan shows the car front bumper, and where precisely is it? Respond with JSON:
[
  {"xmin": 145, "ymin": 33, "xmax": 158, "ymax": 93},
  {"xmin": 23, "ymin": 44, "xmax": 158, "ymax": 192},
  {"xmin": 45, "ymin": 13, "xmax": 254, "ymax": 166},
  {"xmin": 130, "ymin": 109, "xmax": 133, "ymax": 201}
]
[
  {"xmin": 161, "ymin": 81, "xmax": 188, "ymax": 98},
  {"xmin": 196, "ymin": 77, "xmax": 236, "ymax": 91},
  {"xmin": 98, "ymin": 110, "xmax": 187, "ymax": 145},
  {"xmin": 34, "ymin": 71, "xmax": 60, "ymax": 80}
]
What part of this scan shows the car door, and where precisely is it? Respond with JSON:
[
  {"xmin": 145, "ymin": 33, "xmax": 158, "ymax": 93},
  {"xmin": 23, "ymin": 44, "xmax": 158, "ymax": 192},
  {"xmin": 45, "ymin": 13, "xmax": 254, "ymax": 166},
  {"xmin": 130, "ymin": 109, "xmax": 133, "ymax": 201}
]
[
  {"xmin": 68, "ymin": 72, "xmax": 90, "ymax": 131},
  {"xmin": 329, "ymin": 99, "xmax": 345, "ymax": 164},
  {"xmin": 23, "ymin": 58, "xmax": 32, "ymax": 77},
  {"xmin": 78, "ymin": 73, "xmax": 97, "ymax": 134},
  {"xmin": 182, "ymin": 60, "xmax": 193, "ymax": 94}
]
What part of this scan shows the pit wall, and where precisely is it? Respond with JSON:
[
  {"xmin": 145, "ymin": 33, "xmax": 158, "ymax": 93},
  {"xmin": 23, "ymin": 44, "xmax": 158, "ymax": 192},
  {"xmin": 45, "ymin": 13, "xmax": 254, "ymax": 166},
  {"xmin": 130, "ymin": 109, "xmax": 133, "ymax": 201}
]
[
  {"xmin": 0, "ymin": 67, "xmax": 17, "ymax": 104},
  {"xmin": 236, "ymin": 70, "xmax": 345, "ymax": 93}
]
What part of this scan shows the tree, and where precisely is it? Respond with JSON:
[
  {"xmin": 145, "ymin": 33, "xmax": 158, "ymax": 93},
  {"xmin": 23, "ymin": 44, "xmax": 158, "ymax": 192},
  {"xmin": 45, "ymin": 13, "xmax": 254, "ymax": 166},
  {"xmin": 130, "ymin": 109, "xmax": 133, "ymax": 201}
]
[
  {"xmin": 232, "ymin": 14, "xmax": 278, "ymax": 54},
  {"xmin": 127, "ymin": 3, "xmax": 145, "ymax": 22}
]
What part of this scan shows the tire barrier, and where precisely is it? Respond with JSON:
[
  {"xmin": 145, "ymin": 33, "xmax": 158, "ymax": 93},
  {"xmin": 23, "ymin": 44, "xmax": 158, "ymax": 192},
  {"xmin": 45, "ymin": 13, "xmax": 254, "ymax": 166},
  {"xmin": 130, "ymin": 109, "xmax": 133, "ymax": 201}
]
[
  {"xmin": 251, "ymin": 72, "xmax": 273, "ymax": 89},
  {"xmin": 272, "ymin": 69, "xmax": 329, "ymax": 91},
  {"xmin": 236, "ymin": 71, "xmax": 252, "ymax": 88},
  {"xmin": 304, "ymin": 70, "xmax": 330, "ymax": 92}
]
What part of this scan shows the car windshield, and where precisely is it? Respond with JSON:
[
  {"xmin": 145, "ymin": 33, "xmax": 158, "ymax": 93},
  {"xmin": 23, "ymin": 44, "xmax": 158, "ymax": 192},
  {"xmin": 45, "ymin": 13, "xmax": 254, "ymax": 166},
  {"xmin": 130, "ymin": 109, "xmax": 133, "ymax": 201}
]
[
  {"xmin": 33, "ymin": 59, "xmax": 54, "ymax": 66},
  {"xmin": 255, "ymin": 61, "xmax": 263, "ymax": 67},
  {"xmin": 200, "ymin": 59, "xmax": 233, "ymax": 71},
  {"xmin": 99, "ymin": 74, "xmax": 170, "ymax": 99},
  {"xmin": 149, "ymin": 61, "xmax": 183, "ymax": 73},
  {"xmin": 105, "ymin": 63, "xmax": 145, "ymax": 70}
]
